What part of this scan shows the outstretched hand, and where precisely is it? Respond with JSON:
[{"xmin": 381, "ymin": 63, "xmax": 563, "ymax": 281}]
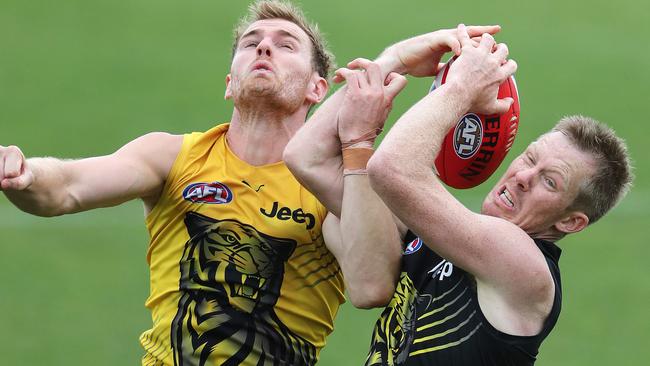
[
  {"xmin": 334, "ymin": 58, "xmax": 408, "ymax": 146},
  {"xmin": 0, "ymin": 145, "xmax": 33, "ymax": 191},
  {"xmin": 353, "ymin": 25, "xmax": 501, "ymax": 81},
  {"xmin": 446, "ymin": 24, "xmax": 518, "ymax": 116}
]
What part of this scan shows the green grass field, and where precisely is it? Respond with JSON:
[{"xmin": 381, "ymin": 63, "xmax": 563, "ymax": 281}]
[{"xmin": 1, "ymin": 0, "xmax": 648, "ymax": 364}]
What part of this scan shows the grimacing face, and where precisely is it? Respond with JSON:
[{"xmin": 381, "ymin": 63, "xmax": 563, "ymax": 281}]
[
  {"xmin": 225, "ymin": 19, "xmax": 323, "ymax": 112},
  {"xmin": 482, "ymin": 132, "xmax": 595, "ymax": 238}
]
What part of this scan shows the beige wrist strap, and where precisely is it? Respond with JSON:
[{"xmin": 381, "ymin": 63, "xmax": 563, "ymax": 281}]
[
  {"xmin": 342, "ymin": 147, "xmax": 374, "ymax": 176},
  {"xmin": 340, "ymin": 128, "xmax": 382, "ymax": 149}
]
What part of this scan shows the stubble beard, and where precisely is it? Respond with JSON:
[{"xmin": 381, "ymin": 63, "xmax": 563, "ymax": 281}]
[{"xmin": 232, "ymin": 71, "xmax": 309, "ymax": 116}]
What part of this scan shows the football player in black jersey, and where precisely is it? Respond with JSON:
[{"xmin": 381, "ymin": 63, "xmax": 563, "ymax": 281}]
[{"xmin": 286, "ymin": 24, "xmax": 633, "ymax": 365}]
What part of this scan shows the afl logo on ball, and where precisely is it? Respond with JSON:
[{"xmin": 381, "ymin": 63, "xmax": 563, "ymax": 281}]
[
  {"xmin": 182, "ymin": 182, "xmax": 233, "ymax": 204},
  {"xmin": 453, "ymin": 113, "xmax": 483, "ymax": 159},
  {"xmin": 404, "ymin": 238, "xmax": 423, "ymax": 255}
]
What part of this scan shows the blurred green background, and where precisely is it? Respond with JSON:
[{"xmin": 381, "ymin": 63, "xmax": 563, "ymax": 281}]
[{"xmin": 1, "ymin": 0, "xmax": 648, "ymax": 365}]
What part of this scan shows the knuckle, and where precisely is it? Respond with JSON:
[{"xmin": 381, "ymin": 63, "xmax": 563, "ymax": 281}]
[{"xmin": 7, "ymin": 145, "xmax": 21, "ymax": 154}]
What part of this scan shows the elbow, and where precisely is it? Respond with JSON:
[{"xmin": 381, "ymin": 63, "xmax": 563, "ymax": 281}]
[
  {"xmin": 367, "ymin": 150, "xmax": 389, "ymax": 184},
  {"xmin": 282, "ymin": 139, "xmax": 308, "ymax": 176},
  {"xmin": 347, "ymin": 281, "xmax": 395, "ymax": 309},
  {"xmin": 367, "ymin": 150, "xmax": 405, "ymax": 196},
  {"xmin": 282, "ymin": 141, "xmax": 298, "ymax": 169}
]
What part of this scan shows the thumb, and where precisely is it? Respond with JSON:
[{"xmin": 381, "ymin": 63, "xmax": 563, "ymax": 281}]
[
  {"xmin": 332, "ymin": 73, "xmax": 344, "ymax": 84},
  {"xmin": 384, "ymin": 72, "xmax": 408, "ymax": 101},
  {"xmin": 493, "ymin": 97, "xmax": 514, "ymax": 115},
  {"xmin": 449, "ymin": 37, "xmax": 461, "ymax": 56}
]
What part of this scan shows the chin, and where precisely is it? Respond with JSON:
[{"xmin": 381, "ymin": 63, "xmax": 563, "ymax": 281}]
[
  {"xmin": 247, "ymin": 83, "xmax": 276, "ymax": 96},
  {"xmin": 236, "ymin": 86, "xmax": 278, "ymax": 106}
]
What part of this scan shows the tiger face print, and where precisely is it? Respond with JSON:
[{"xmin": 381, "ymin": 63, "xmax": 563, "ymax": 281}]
[
  {"xmin": 171, "ymin": 211, "xmax": 316, "ymax": 366},
  {"xmin": 366, "ymin": 274, "xmax": 418, "ymax": 366}
]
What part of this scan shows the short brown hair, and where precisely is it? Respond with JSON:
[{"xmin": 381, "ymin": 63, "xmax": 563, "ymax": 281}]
[
  {"xmin": 232, "ymin": 0, "xmax": 334, "ymax": 79},
  {"xmin": 552, "ymin": 115, "xmax": 633, "ymax": 224}
]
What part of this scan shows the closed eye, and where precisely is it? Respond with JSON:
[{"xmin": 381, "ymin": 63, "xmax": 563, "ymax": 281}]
[{"xmin": 526, "ymin": 152, "xmax": 535, "ymax": 165}]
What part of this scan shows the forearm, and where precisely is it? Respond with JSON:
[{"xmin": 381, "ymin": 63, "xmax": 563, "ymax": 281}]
[
  {"xmin": 284, "ymin": 87, "xmax": 347, "ymax": 216},
  {"xmin": 367, "ymin": 83, "xmax": 470, "ymax": 251},
  {"xmin": 3, "ymin": 157, "xmax": 76, "ymax": 216},
  {"xmin": 285, "ymin": 35, "xmax": 418, "ymax": 204},
  {"xmin": 335, "ymin": 87, "xmax": 459, "ymax": 306},
  {"xmin": 338, "ymin": 174, "xmax": 402, "ymax": 308},
  {"xmin": 374, "ymin": 46, "xmax": 407, "ymax": 77},
  {"xmin": 372, "ymin": 82, "xmax": 468, "ymax": 181}
]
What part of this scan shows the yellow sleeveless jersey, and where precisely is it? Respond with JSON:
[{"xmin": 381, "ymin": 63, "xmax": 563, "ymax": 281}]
[{"xmin": 139, "ymin": 123, "xmax": 345, "ymax": 366}]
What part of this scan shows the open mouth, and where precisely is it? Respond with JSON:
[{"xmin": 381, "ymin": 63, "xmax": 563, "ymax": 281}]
[{"xmin": 499, "ymin": 187, "xmax": 515, "ymax": 208}]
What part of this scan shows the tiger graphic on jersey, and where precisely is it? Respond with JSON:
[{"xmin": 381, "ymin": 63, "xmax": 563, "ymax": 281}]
[
  {"xmin": 171, "ymin": 211, "xmax": 317, "ymax": 365},
  {"xmin": 366, "ymin": 274, "xmax": 418, "ymax": 366}
]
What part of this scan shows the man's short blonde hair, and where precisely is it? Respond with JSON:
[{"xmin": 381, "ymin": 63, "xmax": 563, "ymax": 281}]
[
  {"xmin": 552, "ymin": 115, "xmax": 634, "ymax": 224},
  {"xmin": 232, "ymin": 0, "xmax": 334, "ymax": 79}
]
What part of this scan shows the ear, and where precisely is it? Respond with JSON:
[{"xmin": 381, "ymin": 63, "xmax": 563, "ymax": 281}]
[
  {"xmin": 554, "ymin": 211, "xmax": 590, "ymax": 234},
  {"xmin": 224, "ymin": 74, "xmax": 232, "ymax": 100},
  {"xmin": 305, "ymin": 74, "xmax": 329, "ymax": 105}
]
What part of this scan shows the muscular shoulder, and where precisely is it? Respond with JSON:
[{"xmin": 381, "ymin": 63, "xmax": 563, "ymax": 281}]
[
  {"xmin": 112, "ymin": 132, "xmax": 183, "ymax": 210},
  {"xmin": 115, "ymin": 132, "xmax": 183, "ymax": 177}
]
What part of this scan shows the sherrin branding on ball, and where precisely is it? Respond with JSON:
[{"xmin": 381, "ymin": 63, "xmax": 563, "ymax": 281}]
[{"xmin": 430, "ymin": 57, "xmax": 520, "ymax": 189}]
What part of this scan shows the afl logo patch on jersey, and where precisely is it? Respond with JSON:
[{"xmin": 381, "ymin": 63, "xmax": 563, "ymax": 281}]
[
  {"xmin": 453, "ymin": 113, "xmax": 483, "ymax": 159},
  {"xmin": 182, "ymin": 182, "xmax": 233, "ymax": 204},
  {"xmin": 404, "ymin": 238, "xmax": 423, "ymax": 255}
]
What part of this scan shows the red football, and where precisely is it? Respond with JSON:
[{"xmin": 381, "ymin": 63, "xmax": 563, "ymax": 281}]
[{"xmin": 430, "ymin": 57, "xmax": 520, "ymax": 189}]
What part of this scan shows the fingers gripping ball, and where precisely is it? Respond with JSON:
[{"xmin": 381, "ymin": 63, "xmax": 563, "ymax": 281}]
[{"xmin": 431, "ymin": 57, "xmax": 520, "ymax": 189}]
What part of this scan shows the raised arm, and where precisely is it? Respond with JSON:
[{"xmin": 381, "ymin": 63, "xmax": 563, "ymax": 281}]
[
  {"xmin": 284, "ymin": 86, "xmax": 347, "ymax": 216},
  {"xmin": 285, "ymin": 25, "xmax": 502, "ymax": 216},
  {"xmin": 368, "ymin": 26, "xmax": 555, "ymax": 335},
  {"xmin": 285, "ymin": 26, "xmax": 507, "ymax": 309},
  {"xmin": 0, "ymin": 132, "xmax": 182, "ymax": 217},
  {"xmin": 326, "ymin": 60, "xmax": 408, "ymax": 308},
  {"xmin": 372, "ymin": 24, "xmax": 501, "ymax": 78}
]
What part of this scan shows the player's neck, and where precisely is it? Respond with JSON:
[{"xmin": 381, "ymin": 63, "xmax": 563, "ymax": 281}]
[{"xmin": 226, "ymin": 107, "xmax": 306, "ymax": 166}]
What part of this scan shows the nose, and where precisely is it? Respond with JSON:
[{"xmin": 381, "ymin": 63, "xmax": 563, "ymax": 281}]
[
  {"xmin": 515, "ymin": 167, "xmax": 535, "ymax": 191},
  {"xmin": 256, "ymin": 37, "xmax": 272, "ymax": 57}
]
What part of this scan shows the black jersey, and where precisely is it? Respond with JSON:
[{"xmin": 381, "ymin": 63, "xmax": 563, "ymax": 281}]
[{"xmin": 365, "ymin": 231, "xmax": 562, "ymax": 366}]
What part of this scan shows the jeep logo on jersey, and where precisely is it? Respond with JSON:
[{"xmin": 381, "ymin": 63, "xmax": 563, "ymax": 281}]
[
  {"xmin": 260, "ymin": 201, "xmax": 316, "ymax": 230},
  {"xmin": 403, "ymin": 237, "xmax": 422, "ymax": 255},
  {"xmin": 182, "ymin": 182, "xmax": 233, "ymax": 204},
  {"xmin": 453, "ymin": 113, "xmax": 483, "ymax": 159}
]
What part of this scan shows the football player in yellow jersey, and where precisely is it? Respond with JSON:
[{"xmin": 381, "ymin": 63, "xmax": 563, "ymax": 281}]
[
  {"xmin": 2, "ymin": 2, "xmax": 343, "ymax": 364},
  {"xmin": 0, "ymin": 0, "xmax": 504, "ymax": 364}
]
